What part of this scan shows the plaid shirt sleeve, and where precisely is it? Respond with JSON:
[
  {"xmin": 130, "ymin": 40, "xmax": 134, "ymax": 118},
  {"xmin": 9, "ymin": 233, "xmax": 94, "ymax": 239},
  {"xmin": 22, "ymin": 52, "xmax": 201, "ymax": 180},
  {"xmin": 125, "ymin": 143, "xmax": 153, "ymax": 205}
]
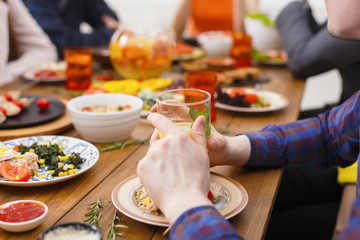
[
  {"xmin": 242, "ymin": 91, "xmax": 360, "ymax": 169},
  {"xmin": 170, "ymin": 206, "xmax": 242, "ymax": 240}
]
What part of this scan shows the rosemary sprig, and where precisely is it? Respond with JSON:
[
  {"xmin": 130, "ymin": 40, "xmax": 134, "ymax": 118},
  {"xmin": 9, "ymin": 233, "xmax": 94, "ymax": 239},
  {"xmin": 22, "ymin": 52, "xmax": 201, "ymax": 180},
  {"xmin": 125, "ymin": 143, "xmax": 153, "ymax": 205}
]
[
  {"xmin": 84, "ymin": 198, "xmax": 110, "ymax": 227},
  {"xmin": 99, "ymin": 138, "xmax": 150, "ymax": 153},
  {"xmin": 50, "ymin": 87, "xmax": 82, "ymax": 97},
  {"xmin": 214, "ymin": 126, "xmax": 233, "ymax": 135},
  {"xmin": 107, "ymin": 211, "xmax": 128, "ymax": 240}
]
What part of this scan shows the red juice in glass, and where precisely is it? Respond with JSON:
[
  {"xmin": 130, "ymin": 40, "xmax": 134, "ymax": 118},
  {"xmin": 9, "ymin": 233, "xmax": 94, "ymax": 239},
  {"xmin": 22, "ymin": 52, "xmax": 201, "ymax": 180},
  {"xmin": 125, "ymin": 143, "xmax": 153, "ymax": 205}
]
[
  {"xmin": 65, "ymin": 47, "xmax": 93, "ymax": 91},
  {"xmin": 185, "ymin": 71, "xmax": 217, "ymax": 122}
]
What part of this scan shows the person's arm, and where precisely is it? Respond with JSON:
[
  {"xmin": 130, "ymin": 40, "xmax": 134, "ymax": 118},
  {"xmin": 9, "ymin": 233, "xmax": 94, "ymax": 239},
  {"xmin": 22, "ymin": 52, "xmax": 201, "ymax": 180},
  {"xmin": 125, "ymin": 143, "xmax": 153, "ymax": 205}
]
[
  {"xmin": 4, "ymin": 0, "xmax": 57, "ymax": 85},
  {"xmin": 207, "ymin": 91, "xmax": 360, "ymax": 169},
  {"xmin": 0, "ymin": 0, "xmax": 9, "ymax": 86},
  {"xmin": 276, "ymin": 1, "xmax": 360, "ymax": 79},
  {"xmin": 172, "ymin": 0, "xmax": 190, "ymax": 42},
  {"xmin": 22, "ymin": 0, "xmax": 117, "ymax": 57},
  {"xmin": 138, "ymin": 114, "xmax": 242, "ymax": 239}
]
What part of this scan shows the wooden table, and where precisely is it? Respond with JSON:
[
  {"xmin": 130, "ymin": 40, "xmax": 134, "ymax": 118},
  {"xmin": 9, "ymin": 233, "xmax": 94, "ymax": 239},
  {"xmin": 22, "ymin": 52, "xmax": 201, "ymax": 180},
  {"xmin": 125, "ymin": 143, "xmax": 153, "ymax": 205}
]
[{"xmin": 0, "ymin": 67, "xmax": 305, "ymax": 240}]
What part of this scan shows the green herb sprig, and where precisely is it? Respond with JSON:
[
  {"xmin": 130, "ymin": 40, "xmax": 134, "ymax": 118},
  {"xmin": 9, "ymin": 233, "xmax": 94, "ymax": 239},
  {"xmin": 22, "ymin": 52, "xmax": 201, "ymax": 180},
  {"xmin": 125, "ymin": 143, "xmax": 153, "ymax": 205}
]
[
  {"xmin": 84, "ymin": 198, "xmax": 110, "ymax": 227},
  {"xmin": 99, "ymin": 138, "xmax": 150, "ymax": 153},
  {"xmin": 107, "ymin": 211, "xmax": 128, "ymax": 240}
]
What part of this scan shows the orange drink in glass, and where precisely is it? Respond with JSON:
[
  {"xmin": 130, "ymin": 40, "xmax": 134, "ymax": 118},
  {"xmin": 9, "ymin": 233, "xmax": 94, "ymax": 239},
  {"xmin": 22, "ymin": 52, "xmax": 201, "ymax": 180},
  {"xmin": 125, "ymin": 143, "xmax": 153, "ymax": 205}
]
[
  {"xmin": 64, "ymin": 47, "xmax": 93, "ymax": 91},
  {"xmin": 157, "ymin": 89, "xmax": 211, "ymax": 138},
  {"xmin": 185, "ymin": 71, "xmax": 217, "ymax": 122}
]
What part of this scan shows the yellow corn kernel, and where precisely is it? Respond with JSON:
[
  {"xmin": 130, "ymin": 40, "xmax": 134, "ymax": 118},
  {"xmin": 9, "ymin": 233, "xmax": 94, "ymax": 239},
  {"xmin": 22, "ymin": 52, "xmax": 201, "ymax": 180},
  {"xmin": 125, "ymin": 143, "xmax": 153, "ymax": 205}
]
[
  {"xmin": 68, "ymin": 164, "xmax": 74, "ymax": 169},
  {"xmin": 30, "ymin": 149, "xmax": 35, "ymax": 153},
  {"xmin": 16, "ymin": 175, "xmax": 20, "ymax": 181},
  {"xmin": 58, "ymin": 172, "xmax": 64, "ymax": 177},
  {"xmin": 38, "ymin": 159, "xmax": 45, "ymax": 164},
  {"xmin": 33, "ymin": 171, "xmax": 38, "ymax": 176},
  {"xmin": 59, "ymin": 145, "xmax": 63, "ymax": 150},
  {"xmin": 15, "ymin": 154, "xmax": 22, "ymax": 159},
  {"xmin": 72, "ymin": 169, "xmax": 77, "ymax": 173},
  {"xmin": 66, "ymin": 154, "xmax": 72, "ymax": 158},
  {"xmin": 39, "ymin": 175, "xmax": 44, "ymax": 179},
  {"xmin": 49, "ymin": 170, "xmax": 55, "ymax": 176},
  {"xmin": 40, "ymin": 164, "xmax": 46, "ymax": 168},
  {"xmin": 0, "ymin": 152, "xmax": 3, "ymax": 156},
  {"xmin": 58, "ymin": 156, "xmax": 66, "ymax": 162},
  {"xmin": 67, "ymin": 170, "xmax": 73, "ymax": 175},
  {"xmin": 144, "ymin": 198, "xmax": 151, "ymax": 205},
  {"xmin": 62, "ymin": 172, "xmax": 68, "ymax": 176},
  {"xmin": 24, "ymin": 152, "xmax": 29, "ymax": 155}
]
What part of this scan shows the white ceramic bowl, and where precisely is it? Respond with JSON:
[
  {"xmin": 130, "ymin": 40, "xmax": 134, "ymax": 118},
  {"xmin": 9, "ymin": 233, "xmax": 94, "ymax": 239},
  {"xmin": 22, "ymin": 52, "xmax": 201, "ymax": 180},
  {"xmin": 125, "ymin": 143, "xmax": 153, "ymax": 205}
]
[
  {"xmin": 197, "ymin": 31, "xmax": 233, "ymax": 57},
  {"xmin": 39, "ymin": 222, "xmax": 102, "ymax": 240},
  {"xmin": 67, "ymin": 93, "xmax": 143, "ymax": 143},
  {"xmin": 244, "ymin": 17, "xmax": 282, "ymax": 51},
  {"xmin": 0, "ymin": 200, "xmax": 48, "ymax": 232}
]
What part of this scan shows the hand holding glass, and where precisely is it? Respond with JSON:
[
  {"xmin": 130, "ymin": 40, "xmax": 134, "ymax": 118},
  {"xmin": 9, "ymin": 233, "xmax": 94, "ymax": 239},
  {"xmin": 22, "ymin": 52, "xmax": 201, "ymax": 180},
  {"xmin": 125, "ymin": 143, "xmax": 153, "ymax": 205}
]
[{"xmin": 156, "ymin": 89, "xmax": 211, "ymax": 138}]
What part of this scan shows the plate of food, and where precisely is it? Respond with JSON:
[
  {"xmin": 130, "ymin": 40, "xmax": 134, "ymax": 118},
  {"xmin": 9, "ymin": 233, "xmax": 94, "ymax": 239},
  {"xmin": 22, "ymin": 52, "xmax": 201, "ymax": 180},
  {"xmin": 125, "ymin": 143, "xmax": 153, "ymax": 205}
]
[
  {"xmin": 22, "ymin": 61, "xmax": 67, "ymax": 82},
  {"xmin": 111, "ymin": 172, "xmax": 248, "ymax": 227},
  {"xmin": 252, "ymin": 50, "xmax": 287, "ymax": 67},
  {"xmin": 0, "ymin": 92, "xmax": 66, "ymax": 129},
  {"xmin": 216, "ymin": 87, "xmax": 289, "ymax": 113},
  {"xmin": 172, "ymin": 42, "xmax": 205, "ymax": 61},
  {"xmin": 0, "ymin": 136, "xmax": 99, "ymax": 187}
]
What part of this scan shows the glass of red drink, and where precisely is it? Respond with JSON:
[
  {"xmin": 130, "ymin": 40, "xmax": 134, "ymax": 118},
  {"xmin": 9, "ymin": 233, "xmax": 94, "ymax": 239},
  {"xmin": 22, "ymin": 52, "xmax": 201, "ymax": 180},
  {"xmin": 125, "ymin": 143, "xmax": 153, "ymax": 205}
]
[
  {"xmin": 64, "ymin": 47, "xmax": 93, "ymax": 91},
  {"xmin": 185, "ymin": 70, "xmax": 217, "ymax": 122}
]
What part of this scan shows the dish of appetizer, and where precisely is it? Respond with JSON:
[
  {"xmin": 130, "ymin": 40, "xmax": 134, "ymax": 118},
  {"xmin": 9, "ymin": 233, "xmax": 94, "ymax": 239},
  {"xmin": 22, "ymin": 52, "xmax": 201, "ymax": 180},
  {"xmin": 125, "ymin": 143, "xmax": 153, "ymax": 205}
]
[
  {"xmin": 22, "ymin": 61, "xmax": 67, "ymax": 82},
  {"xmin": 0, "ymin": 136, "xmax": 99, "ymax": 187},
  {"xmin": 111, "ymin": 172, "xmax": 248, "ymax": 227},
  {"xmin": 216, "ymin": 87, "xmax": 289, "ymax": 112},
  {"xmin": 172, "ymin": 42, "xmax": 205, "ymax": 61},
  {"xmin": 0, "ymin": 91, "xmax": 64, "ymax": 129}
]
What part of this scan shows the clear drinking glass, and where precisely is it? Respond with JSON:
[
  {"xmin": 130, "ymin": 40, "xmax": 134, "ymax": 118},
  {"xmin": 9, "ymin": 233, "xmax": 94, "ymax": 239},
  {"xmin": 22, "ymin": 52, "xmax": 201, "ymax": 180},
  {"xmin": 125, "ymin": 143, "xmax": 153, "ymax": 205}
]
[{"xmin": 156, "ymin": 89, "xmax": 211, "ymax": 138}]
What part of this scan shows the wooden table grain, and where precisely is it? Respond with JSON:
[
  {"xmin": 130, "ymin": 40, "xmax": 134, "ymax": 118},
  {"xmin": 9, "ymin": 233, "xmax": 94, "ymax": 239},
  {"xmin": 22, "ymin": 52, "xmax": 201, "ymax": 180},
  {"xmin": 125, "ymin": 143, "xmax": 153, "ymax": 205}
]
[{"xmin": 0, "ymin": 67, "xmax": 305, "ymax": 240}]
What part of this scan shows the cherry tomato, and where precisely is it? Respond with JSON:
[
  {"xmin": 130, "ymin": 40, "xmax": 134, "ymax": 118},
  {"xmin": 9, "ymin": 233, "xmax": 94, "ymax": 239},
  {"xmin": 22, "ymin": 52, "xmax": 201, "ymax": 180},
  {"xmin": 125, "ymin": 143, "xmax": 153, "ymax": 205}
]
[
  {"xmin": 207, "ymin": 190, "xmax": 214, "ymax": 202},
  {"xmin": 36, "ymin": 98, "xmax": 50, "ymax": 110},
  {"xmin": 245, "ymin": 93, "xmax": 259, "ymax": 104},
  {"xmin": 0, "ymin": 106, "xmax": 6, "ymax": 116},
  {"xmin": 0, "ymin": 162, "xmax": 31, "ymax": 182},
  {"xmin": 3, "ymin": 93, "xmax": 12, "ymax": 101},
  {"xmin": 12, "ymin": 99, "xmax": 24, "ymax": 110}
]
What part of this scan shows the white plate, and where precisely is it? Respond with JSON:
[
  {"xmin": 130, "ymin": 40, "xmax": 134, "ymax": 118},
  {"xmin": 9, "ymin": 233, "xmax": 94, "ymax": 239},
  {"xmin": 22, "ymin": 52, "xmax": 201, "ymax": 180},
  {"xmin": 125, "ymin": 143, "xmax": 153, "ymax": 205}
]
[
  {"xmin": 22, "ymin": 61, "xmax": 67, "ymax": 82},
  {"xmin": 0, "ymin": 136, "xmax": 99, "ymax": 187},
  {"xmin": 216, "ymin": 88, "xmax": 289, "ymax": 113},
  {"xmin": 112, "ymin": 172, "xmax": 248, "ymax": 227}
]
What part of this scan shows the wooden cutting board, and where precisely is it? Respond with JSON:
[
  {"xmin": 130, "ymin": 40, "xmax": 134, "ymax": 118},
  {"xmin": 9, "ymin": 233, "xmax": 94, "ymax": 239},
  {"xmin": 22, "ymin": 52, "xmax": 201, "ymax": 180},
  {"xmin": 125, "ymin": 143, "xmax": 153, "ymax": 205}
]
[{"xmin": 0, "ymin": 99, "xmax": 73, "ymax": 141}]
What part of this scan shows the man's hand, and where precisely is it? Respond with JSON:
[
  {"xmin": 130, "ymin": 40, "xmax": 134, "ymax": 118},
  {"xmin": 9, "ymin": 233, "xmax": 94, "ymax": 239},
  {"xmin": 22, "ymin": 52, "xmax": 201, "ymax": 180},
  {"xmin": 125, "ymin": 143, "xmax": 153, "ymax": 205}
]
[{"xmin": 137, "ymin": 113, "xmax": 212, "ymax": 225}]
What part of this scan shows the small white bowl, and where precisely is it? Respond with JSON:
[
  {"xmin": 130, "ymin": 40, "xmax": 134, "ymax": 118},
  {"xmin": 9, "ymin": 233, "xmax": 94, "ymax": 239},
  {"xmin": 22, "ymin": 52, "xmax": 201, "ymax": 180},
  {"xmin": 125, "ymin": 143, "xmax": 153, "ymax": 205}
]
[
  {"xmin": 0, "ymin": 200, "xmax": 48, "ymax": 232},
  {"xmin": 39, "ymin": 222, "xmax": 102, "ymax": 240},
  {"xmin": 197, "ymin": 31, "xmax": 233, "ymax": 57},
  {"xmin": 67, "ymin": 93, "xmax": 143, "ymax": 143}
]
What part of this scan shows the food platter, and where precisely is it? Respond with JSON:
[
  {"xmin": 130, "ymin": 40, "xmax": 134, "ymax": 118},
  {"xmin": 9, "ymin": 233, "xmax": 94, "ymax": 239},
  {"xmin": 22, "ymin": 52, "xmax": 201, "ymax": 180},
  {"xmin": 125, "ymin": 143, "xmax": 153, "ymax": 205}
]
[
  {"xmin": 253, "ymin": 50, "xmax": 287, "ymax": 67},
  {"xmin": 0, "ymin": 96, "xmax": 66, "ymax": 129},
  {"xmin": 172, "ymin": 47, "xmax": 205, "ymax": 62},
  {"xmin": 216, "ymin": 88, "xmax": 289, "ymax": 113},
  {"xmin": 111, "ymin": 172, "xmax": 248, "ymax": 227},
  {"xmin": 22, "ymin": 61, "xmax": 66, "ymax": 82},
  {"xmin": 0, "ymin": 136, "xmax": 99, "ymax": 187}
]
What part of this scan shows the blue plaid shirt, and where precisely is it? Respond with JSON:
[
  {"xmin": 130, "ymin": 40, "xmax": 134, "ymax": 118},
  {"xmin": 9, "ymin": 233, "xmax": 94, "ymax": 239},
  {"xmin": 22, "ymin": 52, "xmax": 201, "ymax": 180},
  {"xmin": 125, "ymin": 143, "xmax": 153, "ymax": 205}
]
[
  {"xmin": 22, "ymin": 0, "xmax": 118, "ymax": 58},
  {"xmin": 170, "ymin": 91, "xmax": 360, "ymax": 239}
]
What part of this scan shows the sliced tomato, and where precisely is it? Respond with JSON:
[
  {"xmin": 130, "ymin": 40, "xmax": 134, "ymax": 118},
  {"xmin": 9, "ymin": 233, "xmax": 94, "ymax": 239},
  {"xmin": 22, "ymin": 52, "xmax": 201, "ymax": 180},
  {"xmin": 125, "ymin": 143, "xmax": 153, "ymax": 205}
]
[
  {"xmin": 229, "ymin": 88, "xmax": 246, "ymax": 98},
  {"xmin": 12, "ymin": 99, "xmax": 24, "ymax": 110},
  {"xmin": 207, "ymin": 190, "xmax": 214, "ymax": 202},
  {"xmin": 0, "ymin": 162, "xmax": 31, "ymax": 182},
  {"xmin": 0, "ymin": 106, "xmax": 7, "ymax": 116},
  {"xmin": 3, "ymin": 93, "xmax": 13, "ymax": 101},
  {"xmin": 245, "ymin": 93, "xmax": 259, "ymax": 104}
]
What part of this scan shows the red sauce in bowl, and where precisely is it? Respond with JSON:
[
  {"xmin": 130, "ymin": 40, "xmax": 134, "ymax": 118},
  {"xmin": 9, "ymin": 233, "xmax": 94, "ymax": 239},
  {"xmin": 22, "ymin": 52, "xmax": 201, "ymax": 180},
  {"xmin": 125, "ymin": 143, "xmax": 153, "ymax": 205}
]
[{"xmin": 0, "ymin": 201, "xmax": 45, "ymax": 222}]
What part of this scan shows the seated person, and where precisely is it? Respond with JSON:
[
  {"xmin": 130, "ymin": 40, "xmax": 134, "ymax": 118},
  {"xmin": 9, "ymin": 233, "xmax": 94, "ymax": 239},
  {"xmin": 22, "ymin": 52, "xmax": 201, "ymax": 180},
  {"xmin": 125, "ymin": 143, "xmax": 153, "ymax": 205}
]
[
  {"xmin": 0, "ymin": 0, "xmax": 57, "ymax": 87},
  {"xmin": 173, "ymin": 0, "xmax": 246, "ymax": 41},
  {"xmin": 138, "ymin": 89, "xmax": 360, "ymax": 239},
  {"xmin": 22, "ymin": 0, "xmax": 119, "ymax": 58}
]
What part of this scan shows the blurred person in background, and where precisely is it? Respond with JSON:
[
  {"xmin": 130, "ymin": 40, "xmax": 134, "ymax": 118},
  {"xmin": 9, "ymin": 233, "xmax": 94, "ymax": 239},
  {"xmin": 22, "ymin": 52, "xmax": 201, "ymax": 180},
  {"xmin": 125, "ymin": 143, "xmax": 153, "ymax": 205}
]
[
  {"xmin": 264, "ymin": 1, "xmax": 360, "ymax": 239},
  {"xmin": 0, "ymin": 0, "xmax": 57, "ymax": 87},
  {"xmin": 172, "ymin": 0, "xmax": 247, "ymax": 42},
  {"xmin": 22, "ymin": 0, "xmax": 119, "ymax": 58}
]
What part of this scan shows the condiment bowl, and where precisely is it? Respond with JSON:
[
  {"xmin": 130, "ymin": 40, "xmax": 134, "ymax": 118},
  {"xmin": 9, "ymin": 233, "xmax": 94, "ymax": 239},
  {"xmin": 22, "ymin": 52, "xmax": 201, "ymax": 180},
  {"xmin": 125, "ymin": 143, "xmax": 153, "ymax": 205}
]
[
  {"xmin": 0, "ymin": 200, "xmax": 48, "ymax": 232},
  {"xmin": 197, "ymin": 31, "xmax": 233, "ymax": 57},
  {"xmin": 67, "ymin": 93, "xmax": 143, "ymax": 143},
  {"xmin": 39, "ymin": 222, "xmax": 102, "ymax": 240}
]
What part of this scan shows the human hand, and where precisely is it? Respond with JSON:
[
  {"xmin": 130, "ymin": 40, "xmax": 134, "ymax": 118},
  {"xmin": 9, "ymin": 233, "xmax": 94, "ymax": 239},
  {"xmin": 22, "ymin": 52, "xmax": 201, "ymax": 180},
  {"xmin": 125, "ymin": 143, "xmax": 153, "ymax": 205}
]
[
  {"xmin": 137, "ymin": 113, "xmax": 212, "ymax": 225},
  {"xmin": 101, "ymin": 14, "xmax": 119, "ymax": 31}
]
